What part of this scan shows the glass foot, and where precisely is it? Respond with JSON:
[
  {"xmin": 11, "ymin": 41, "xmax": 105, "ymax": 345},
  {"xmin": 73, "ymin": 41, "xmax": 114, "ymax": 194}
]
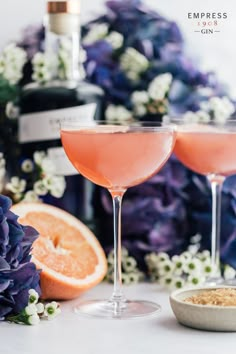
[
  {"xmin": 74, "ymin": 299, "xmax": 161, "ymax": 319},
  {"xmin": 205, "ymin": 276, "xmax": 225, "ymax": 286}
]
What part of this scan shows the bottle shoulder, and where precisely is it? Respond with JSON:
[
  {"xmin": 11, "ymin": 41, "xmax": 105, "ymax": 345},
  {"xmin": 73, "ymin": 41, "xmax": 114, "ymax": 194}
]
[
  {"xmin": 22, "ymin": 80, "xmax": 104, "ymax": 96},
  {"xmin": 20, "ymin": 80, "xmax": 104, "ymax": 114}
]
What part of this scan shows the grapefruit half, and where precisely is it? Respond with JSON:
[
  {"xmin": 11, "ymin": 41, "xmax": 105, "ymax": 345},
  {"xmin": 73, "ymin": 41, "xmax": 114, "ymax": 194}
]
[{"xmin": 11, "ymin": 203, "xmax": 107, "ymax": 300}]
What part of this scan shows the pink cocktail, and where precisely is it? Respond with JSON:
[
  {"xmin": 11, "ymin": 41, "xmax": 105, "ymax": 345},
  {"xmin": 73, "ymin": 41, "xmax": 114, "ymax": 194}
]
[
  {"xmin": 61, "ymin": 127, "xmax": 174, "ymax": 189},
  {"xmin": 61, "ymin": 121, "xmax": 176, "ymax": 319},
  {"xmin": 174, "ymin": 122, "xmax": 236, "ymax": 283}
]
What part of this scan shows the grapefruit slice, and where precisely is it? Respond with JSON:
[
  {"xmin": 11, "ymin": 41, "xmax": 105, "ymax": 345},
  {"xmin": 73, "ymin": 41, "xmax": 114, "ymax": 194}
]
[{"xmin": 11, "ymin": 203, "xmax": 107, "ymax": 300}]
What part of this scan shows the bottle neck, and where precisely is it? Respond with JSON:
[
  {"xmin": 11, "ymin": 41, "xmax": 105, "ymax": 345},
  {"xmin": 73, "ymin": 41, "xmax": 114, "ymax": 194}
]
[{"xmin": 45, "ymin": 13, "xmax": 81, "ymax": 84}]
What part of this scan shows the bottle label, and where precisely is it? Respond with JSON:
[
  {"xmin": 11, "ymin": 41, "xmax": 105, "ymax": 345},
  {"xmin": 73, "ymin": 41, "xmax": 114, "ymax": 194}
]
[
  {"xmin": 47, "ymin": 147, "xmax": 78, "ymax": 176},
  {"xmin": 19, "ymin": 103, "xmax": 97, "ymax": 143}
]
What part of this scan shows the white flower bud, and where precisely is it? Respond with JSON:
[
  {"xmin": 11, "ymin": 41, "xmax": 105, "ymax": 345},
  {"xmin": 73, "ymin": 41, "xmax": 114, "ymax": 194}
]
[
  {"xmin": 224, "ymin": 265, "xmax": 236, "ymax": 280},
  {"xmin": 36, "ymin": 303, "xmax": 45, "ymax": 314},
  {"xmin": 6, "ymin": 177, "xmax": 26, "ymax": 194},
  {"xmin": 23, "ymin": 190, "xmax": 40, "ymax": 203},
  {"xmin": 21, "ymin": 159, "xmax": 34, "ymax": 173},
  {"xmin": 83, "ymin": 23, "xmax": 109, "ymax": 45},
  {"xmin": 28, "ymin": 289, "xmax": 39, "ymax": 304},
  {"xmin": 105, "ymin": 31, "xmax": 124, "ymax": 49},
  {"xmin": 131, "ymin": 91, "xmax": 149, "ymax": 105},
  {"xmin": 25, "ymin": 304, "xmax": 38, "ymax": 316},
  {"xmin": 33, "ymin": 180, "xmax": 48, "ymax": 196},
  {"xmin": 33, "ymin": 151, "xmax": 46, "ymax": 166},
  {"xmin": 28, "ymin": 314, "xmax": 40, "ymax": 325},
  {"xmin": 5, "ymin": 101, "xmax": 19, "ymax": 119}
]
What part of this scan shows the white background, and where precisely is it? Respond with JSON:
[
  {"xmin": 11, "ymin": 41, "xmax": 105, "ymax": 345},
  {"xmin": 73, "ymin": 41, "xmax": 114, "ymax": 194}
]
[{"xmin": 1, "ymin": 0, "xmax": 236, "ymax": 96}]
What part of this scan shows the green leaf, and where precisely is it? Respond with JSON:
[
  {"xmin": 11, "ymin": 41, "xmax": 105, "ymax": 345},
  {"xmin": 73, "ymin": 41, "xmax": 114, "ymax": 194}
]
[{"xmin": 0, "ymin": 76, "xmax": 19, "ymax": 105}]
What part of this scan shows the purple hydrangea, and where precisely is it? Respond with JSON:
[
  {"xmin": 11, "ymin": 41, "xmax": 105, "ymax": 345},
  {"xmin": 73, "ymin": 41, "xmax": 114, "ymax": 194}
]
[
  {"xmin": 82, "ymin": 0, "xmax": 226, "ymax": 114},
  {"xmin": 0, "ymin": 195, "xmax": 40, "ymax": 320}
]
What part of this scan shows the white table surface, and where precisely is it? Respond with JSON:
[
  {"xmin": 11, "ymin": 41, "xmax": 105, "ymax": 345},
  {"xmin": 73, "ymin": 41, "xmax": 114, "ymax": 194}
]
[{"xmin": 1, "ymin": 283, "xmax": 235, "ymax": 354}]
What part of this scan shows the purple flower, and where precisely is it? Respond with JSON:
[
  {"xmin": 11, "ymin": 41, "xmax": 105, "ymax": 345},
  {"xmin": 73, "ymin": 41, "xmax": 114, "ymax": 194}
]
[{"xmin": 0, "ymin": 195, "xmax": 40, "ymax": 319}]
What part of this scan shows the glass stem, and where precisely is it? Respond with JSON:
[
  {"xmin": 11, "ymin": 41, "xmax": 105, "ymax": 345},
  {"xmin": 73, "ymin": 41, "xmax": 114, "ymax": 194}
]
[
  {"xmin": 208, "ymin": 174, "xmax": 225, "ymax": 276},
  {"xmin": 109, "ymin": 189, "xmax": 126, "ymax": 304}
]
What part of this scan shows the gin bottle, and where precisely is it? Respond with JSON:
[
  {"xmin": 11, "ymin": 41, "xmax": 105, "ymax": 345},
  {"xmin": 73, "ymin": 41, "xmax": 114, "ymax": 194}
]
[{"xmin": 19, "ymin": 0, "xmax": 104, "ymax": 223}]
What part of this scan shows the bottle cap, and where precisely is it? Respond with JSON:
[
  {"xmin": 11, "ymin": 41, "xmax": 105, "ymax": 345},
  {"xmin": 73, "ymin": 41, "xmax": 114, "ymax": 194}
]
[{"xmin": 47, "ymin": 1, "xmax": 80, "ymax": 15}]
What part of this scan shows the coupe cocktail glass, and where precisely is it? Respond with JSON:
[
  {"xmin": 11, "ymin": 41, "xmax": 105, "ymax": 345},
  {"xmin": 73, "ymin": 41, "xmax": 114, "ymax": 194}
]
[
  {"xmin": 61, "ymin": 120, "xmax": 176, "ymax": 319},
  {"xmin": 174, "ymin": 120, "xmax": 236, "ymax": 284}
]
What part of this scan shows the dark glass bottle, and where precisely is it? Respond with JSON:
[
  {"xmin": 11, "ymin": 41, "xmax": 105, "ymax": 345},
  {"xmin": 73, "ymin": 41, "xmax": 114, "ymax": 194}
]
[{"xmin": 18, "ymin": 0, "xmax": 104, "ymax": 226}]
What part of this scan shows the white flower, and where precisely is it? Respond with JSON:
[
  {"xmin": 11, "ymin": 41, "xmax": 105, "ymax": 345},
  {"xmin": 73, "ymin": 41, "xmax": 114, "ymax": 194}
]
[
  {"xmin": 172, "ymin": 255, "xmax": 185, "ymax": 276},
  {"xmin": 41, "ymin": 157, "xmax": 56, "ymax": 175},
  {"xmin": 187, "ymin": 274, "xmax": 205, "ymax": 287},
  {"xmin": 105, "ymin": 31, "xmax": 124, "ymax": 49},
  {"xmin": 5, "ymin": 101, "xmax": 19, "ymax": 119},
  {"xmin": 196, "ymin": 110, "xmax": 210, "ymax": 123},
  {"xmin": 183, "ymin": 258, "xmax": 202, "ymax": 275},
  {"xmin": 190, "ymin": 233, "xmax": 202, "ymax": 244},
  {"xmin": 32, "ymin": 52, "xmax": 46, "ymax": 66},
  {"xmin": 172, "ymin": 277, "xmax": 186, "ymax": 290},
  {"xmin": 131, "ymin": 91, "xmax": 149, "ymax": 105},
  {"xmin": 201, "ymin": 96, "xmax": 235, "ymax": 123},
  {"xmin": 58, "ymin": 44, "xmax": 71, "ymax": 81},
  {"xmin": 183, "ymin": 111, "xmax": 199, "ymax": 124},
  {"xmin": 126, "ymin": 71, "xmax": 140, "ymax": 81},
  {"xmin": 43, "ymin": 175, "xmax": 66, "ymax": 198},
  {"xmin": 128, "ymin": 272, "xmax": 140, "ymax": 284},
  {"xmin": 159, "ymin": 275, "xmax": 173, "ymax": 289},
  {"xmin": 134, "ymin": 104, "xmax": 147, "ymax": 117},
  {"xmin": 33, "ymin": 180, "xmax": 48, "ymax": 196},
  {"xmin": 122, "ymin": 257, "xmax": 137, "ymax": 272},
  {"xmin": 162, "ymin": 115, "xmax": 171, "ymax": 125},
  {"xmin": 32, "ymin": 52, "xmax": 52, "ymax": 84},
  {"xmin": 25, "ymin": 304, "xmax": 38, "ymax": 316},
  {"xmin": 32, "ymin": 66, "xmax": 52, "ymax": 84},
  {"xmin": 21, "ymin": 159, "xmax": 34, "ymax": 173},
  {"xmin": 121, "ymin": 247, "xmax": 129, "ymax": 258},
  {"xmin": 180, "ymin": 251, "xmax": 193, "ymax": 263},
  {"xmin": 105, "ymin": 104, "xmax": 132, "ymax": 123},
  {"xmin": 28, "ymin": 314, "xmax": 40, "ymax": 325},
  {"xmin": 145, "ymin": 252, "xmax": 159, "ymax": 266},
  {"xmin": 6, "ymin": 177, "xmax": 26, "ymax": 194},
  {"xmin": 224, "ymin": 265, "xmax": 236, "ymax": 280},
  {"xmin": 120, "ymin": 48, "xmax": 149, "ymax": 81},
  {"xmin": 44, "ymin": 302, "xmax": 61, "ymax": 320},
  {"xmin": 0, "ymin": 43, "xmax": 27, "ymax": 85},
  {"xmin": 83, "ymin": 23, "xmax": 109, "ymax": 45},
  {"xmin": 197, "ymin": 250, "xmax": 211, "ymax": 262},
  {"xmin": 33, "ymin": 151, "xmax": 46, "ymax": 166},
  {"xmin": 28, "ymin": 289, "xmax": 39, "ymax": 304},
  {"xmin": 158, "ymin": 259, "xmax": 175, "ymax": 276},
  {"xmin": 36, "ymin": 303, "xmax": 45, "ymax": 314},
  {"xmin": 148, "ymin": 73, "xmax": 172, "ymax": 101},
  {"xmin": 23, "ymin": 190, "xmax": 40, "ymax": 203},
  {"xmin": 187, "ymin": 244, "xmax": 200, "ymax": 255},
  {"xmin": 156, "ymin": 252, "xmax": 170, "ymax": 263}
]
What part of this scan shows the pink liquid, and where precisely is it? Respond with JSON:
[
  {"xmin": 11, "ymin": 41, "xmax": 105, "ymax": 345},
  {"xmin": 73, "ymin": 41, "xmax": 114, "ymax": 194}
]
[
  {"xmin": 175, "ymin": 127, "xmax": 236, "ymax": 176},
  {"xmin": 61, "ymin": 128, "xmax": 175, "ymax": 189}
]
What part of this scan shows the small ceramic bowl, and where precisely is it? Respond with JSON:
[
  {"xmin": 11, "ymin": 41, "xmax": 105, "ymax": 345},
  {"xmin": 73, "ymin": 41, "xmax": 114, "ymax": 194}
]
[{"xmin": 170, "ymin": 286, "xmax": 236, "ymax": 332}]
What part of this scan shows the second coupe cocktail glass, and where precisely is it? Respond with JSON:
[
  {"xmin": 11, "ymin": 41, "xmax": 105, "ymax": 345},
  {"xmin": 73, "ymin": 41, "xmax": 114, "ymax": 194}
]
[
  {"xmin": 174, "ymin": 119, "xmax": 236, "ymax": 284},
  {"xmin": 61, "ymin": 121, "xmax": 176, "ymax": 319}
]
